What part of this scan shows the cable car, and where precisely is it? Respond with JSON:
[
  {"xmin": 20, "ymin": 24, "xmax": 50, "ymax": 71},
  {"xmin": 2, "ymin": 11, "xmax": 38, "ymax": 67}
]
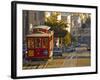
[{"xmin": 26, "ymin": 26, "xmax": 54, "ymax": 60}]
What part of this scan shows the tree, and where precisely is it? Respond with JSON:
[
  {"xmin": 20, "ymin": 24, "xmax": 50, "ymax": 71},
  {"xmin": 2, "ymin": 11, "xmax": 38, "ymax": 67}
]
[
  {"xmin": 45, "ymin": 12, "xmax": 70, "ymax": 47},
  {"xmin": 45, "ymin": 12, "xmax": 68, "ymax": 30},
  {"xmin": 64, "ymin": 31, "xmax": 72, "ymax": 47}
]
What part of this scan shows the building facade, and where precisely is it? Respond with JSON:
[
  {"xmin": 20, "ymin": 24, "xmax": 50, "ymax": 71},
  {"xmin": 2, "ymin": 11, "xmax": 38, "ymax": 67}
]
[{"xmin": 23, "ymin": 10, "xmax": 45, "ymax": 42}]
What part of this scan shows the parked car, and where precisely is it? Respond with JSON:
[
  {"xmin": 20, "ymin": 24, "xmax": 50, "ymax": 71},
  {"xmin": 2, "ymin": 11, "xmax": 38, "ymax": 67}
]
[
  {"xmin": 63, "ymin": 45, "xmax": 75, "ymax": 53},
  {"xmin": 53, "ymin": 47, "xmax": 63, "ymax": 56},
  {"xmin": 75, "ymin": 43, "xmax": 81, "ymax": 47}
]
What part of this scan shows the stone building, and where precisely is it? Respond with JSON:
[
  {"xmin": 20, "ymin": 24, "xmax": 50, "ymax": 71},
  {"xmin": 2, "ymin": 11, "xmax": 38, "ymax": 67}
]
[{"xmin": 23, "ymin": 10, "xmax": 45, "ymax": 42}]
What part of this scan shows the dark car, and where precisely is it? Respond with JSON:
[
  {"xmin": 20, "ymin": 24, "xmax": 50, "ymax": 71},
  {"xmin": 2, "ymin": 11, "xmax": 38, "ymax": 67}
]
[
  {"xmin": 63, "ymin": 45, "xmax": 75, "ymax": 53},
  {"xmin": 53, "ymin": 47, "xmax": 63, "ymax": 56}
]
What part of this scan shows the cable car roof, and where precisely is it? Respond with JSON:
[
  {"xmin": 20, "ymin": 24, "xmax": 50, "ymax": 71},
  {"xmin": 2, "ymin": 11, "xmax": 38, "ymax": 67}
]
[
  {"xmin": 27, "ymin": 31, "xmax": 54, "ymax": 37},
  {"xmin": 33, "ymin": 25, "xmax": 50, "ymax": 30}
]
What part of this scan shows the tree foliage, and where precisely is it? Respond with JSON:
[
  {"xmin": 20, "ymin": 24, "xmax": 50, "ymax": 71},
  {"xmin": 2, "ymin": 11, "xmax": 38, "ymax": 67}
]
[
  {"xmin": 64, "ymin": 32, "xmax": 72, "ymax": 46},
  {"xmin": 45, "ymin": 12, "xmax": 68, "ymax": 30},
  {"xmin": 45, "ymin": 12, "xmax": 72, "ymax": 46}
]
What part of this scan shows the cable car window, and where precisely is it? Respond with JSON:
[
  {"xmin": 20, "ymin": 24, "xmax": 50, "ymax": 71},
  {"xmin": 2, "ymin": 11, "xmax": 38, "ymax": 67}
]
[
  {"xmin": 42, "ymin": 38, "xmax": 48, "ymax": 48},
  {"xmin": 27, "ymin": 38, "xmax": 34, "ymax": 48},
  {"xmin": 34, "ymin": 38, "xmax": 42, "ymax": 48}
]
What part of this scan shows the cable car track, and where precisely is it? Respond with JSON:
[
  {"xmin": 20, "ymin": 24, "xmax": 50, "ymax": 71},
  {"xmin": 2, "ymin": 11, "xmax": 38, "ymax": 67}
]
[{"xmin": 23, "ymin": 52, "xmax": 90, "ymax": 69}]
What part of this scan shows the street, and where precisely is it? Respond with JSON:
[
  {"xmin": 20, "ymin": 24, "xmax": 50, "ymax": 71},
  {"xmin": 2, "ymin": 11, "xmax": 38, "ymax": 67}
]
[{"xmin": 23, "ymin": 51, "xmax": 90, "ymax": 69}]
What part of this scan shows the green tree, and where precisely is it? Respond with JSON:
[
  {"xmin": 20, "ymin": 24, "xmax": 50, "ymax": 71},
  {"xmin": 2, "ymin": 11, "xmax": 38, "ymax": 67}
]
[
  {"xmin": 45, "ymin": 12, "xmax": 70, "ymax": 47},
  {"xmin": 45, "ymin": 12, "xmax": 67, "ymax": 30},
  {"xmin": 64, "ymin": 32, "xmax": 72, "ymax": 47}
]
